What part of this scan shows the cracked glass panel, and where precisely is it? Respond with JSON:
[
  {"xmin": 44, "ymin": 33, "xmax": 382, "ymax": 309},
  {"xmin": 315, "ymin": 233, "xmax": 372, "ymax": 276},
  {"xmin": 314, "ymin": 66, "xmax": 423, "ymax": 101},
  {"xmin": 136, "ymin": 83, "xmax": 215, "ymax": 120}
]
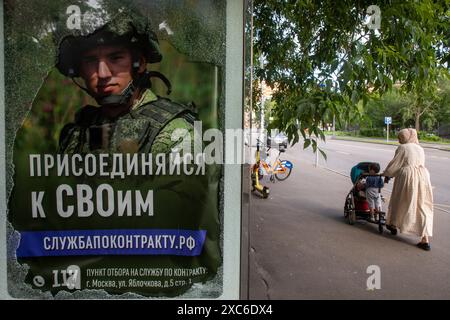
[{"xmin": 5, "ymin": 0, "xmax": 226, "ymax": 299}]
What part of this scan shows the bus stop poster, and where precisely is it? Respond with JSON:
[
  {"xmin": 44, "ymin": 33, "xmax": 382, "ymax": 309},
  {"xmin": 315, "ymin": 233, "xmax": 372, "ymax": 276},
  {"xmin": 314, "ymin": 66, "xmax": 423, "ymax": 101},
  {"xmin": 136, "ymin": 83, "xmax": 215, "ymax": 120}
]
[{"xmin": 4, "ymin": 0, "xmax": 229, "ymax": 299}]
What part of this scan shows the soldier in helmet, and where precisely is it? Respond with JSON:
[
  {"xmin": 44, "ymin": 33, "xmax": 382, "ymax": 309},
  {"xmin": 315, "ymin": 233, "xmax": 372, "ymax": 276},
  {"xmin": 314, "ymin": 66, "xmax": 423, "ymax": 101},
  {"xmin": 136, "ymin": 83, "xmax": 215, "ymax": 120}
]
[
  {"xmin": 50, "ymin": 19, "xmax": 221, "ymax": 296},
  {"xmin": 57, "ymin": 20, "xmax": 196, "ymax": 155}
]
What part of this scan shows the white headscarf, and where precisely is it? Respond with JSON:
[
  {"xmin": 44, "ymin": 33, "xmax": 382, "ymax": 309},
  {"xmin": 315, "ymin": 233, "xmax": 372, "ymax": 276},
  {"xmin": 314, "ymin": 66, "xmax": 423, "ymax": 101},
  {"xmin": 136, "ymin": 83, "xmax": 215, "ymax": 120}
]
[{"xmin": 398, "ymin": 128, "xmax": 419, "ymax": 144}]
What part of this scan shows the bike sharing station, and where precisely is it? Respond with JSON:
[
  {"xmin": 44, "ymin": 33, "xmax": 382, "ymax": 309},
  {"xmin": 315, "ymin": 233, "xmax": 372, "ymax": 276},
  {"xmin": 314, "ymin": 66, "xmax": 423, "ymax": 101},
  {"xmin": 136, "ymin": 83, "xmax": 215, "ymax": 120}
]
[{"xmin": 0, "ymin": 0, "xmax": 246, "ymax": 300}]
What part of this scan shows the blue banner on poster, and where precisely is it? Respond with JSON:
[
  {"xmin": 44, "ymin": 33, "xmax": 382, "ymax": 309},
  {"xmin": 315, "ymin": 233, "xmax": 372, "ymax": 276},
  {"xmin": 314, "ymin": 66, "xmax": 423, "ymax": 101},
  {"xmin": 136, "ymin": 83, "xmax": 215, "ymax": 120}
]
[{"xmin": 16, "ymin": 229, "xmax": 206, "ymax": 258}]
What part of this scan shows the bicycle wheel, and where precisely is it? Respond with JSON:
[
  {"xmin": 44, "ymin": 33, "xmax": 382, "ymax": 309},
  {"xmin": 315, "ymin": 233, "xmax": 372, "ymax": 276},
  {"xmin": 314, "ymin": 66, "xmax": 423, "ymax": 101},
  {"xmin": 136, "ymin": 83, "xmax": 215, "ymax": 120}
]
[{"xmin": 274, "ymin": 160, "xmax": 293, "ymax": 181}]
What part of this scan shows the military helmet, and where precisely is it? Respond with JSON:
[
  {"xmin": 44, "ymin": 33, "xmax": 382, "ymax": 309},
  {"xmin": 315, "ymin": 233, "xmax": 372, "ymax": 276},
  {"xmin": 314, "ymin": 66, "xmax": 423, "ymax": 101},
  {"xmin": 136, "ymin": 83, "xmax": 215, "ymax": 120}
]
[{"xmin": 56, "ymin": 19, "xmax": 162, "ymax": 78}]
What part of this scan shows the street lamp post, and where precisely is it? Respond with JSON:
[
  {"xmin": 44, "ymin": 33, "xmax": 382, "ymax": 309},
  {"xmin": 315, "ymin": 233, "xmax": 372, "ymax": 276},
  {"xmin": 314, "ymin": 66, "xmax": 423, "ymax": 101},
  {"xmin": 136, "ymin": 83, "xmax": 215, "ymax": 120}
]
[
  {"xmin": 315, "ymin": 138, "xmax": 319, "ymax": 167},
  {"xmin": 260, "ymin": 55, "xmax": 265, "ymax": 131},
  {"xmin": 333, "ymin": 114, "xmax": 336, "ymax": 138}
]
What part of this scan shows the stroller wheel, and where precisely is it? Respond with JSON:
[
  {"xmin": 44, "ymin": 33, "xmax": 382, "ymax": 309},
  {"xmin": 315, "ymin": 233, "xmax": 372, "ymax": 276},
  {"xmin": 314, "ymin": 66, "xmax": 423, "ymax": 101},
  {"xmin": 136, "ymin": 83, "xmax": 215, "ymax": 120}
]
[
  {"xmin": 348, "ymin": 210, "xmax": 356, "ymax": 225},
  {"xmin": 262, "ymin": 186, "xmax": 270, "ymax": 199},
  {"xmin": 344, "ymin": 194, "xmax": 356, "ymax": 225},
  {"xmin": 344, "ymin": 194, "xmax": 353, "ymax": 218},
  {"xmin": 378, "ymin": 223, "xmax": 383, "ymax": 234}
]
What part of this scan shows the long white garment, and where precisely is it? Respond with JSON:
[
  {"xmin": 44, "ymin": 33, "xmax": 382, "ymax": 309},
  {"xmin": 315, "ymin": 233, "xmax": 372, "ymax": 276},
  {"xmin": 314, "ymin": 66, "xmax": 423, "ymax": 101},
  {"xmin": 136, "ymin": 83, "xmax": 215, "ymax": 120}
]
[{"xmin": 383, "ymin": 143, "xmax": 434, "ymax": 237}]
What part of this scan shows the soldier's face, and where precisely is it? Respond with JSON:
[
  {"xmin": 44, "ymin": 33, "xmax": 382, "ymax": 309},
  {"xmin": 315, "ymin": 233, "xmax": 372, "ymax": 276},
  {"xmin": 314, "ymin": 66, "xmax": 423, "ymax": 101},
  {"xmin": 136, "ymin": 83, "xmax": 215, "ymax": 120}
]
[{"xmin": 79, "ymin": 45, "xmax": 144, "ymax": 98}]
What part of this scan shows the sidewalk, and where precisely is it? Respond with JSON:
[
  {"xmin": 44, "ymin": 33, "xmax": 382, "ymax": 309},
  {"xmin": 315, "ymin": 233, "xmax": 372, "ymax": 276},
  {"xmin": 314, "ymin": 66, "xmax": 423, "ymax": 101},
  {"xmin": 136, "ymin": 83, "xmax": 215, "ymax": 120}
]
[
  {"xmin": 329, "ymin": 135, "xmax": 450, "ymax": 151},
  {"xmin": 248, "ymin": 156, "xmax": 450, "ymax": 299}
]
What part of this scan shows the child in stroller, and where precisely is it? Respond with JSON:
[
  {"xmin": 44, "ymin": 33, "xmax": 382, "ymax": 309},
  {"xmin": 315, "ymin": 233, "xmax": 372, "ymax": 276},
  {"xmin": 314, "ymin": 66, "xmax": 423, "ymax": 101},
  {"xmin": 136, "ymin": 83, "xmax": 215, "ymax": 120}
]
[
  {"xmin": 345, "ymin": 162, "xmax": 395, "ymax": 235},
  {"xmin": 361, "ymin": 163, "xmax": 384, "ymax": 222}
]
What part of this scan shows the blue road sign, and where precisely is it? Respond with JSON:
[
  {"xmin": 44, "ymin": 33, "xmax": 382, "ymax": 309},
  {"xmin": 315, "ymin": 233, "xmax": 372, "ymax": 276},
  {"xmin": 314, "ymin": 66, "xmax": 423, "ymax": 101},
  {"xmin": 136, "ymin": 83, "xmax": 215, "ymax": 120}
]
[{"xmin": 385, "ymin": 117, "xmax": 392, "ymax": 125}]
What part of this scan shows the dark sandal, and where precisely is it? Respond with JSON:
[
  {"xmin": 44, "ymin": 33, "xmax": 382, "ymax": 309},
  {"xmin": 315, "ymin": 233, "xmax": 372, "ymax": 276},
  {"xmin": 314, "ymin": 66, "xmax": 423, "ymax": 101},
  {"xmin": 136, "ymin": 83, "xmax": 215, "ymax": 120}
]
[
  {"xmin": 416, "ymin": 242, "xmax": 431, "ymax": 251},
  {"xmin": 386, "ymin": 224, "xmax": 397, "ymax": 235}
]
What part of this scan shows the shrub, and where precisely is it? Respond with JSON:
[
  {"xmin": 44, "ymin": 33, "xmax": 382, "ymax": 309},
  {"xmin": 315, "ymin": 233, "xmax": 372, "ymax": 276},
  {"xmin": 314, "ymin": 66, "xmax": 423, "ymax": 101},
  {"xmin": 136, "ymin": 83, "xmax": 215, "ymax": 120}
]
[
  {"xmin": 418, "ymin": 131, "xmax": 441, "ymax": 142},
  {"xmin": 359, "ymin": 128, "xmax": 384, "ymax": 137}
]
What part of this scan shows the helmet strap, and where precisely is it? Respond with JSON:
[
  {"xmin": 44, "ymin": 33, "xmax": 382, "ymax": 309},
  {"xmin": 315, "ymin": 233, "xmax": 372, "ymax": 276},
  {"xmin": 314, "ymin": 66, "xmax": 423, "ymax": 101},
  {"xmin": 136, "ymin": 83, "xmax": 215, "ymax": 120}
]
[
  {"xmin": 99, "ymin": 70, "xmax": 153, "ymax": 109},
  {"xmin": 71, "ymin": 65, "xmax": 170, "ymax": 110},
  {"xmin": 71, "ymin": 77, "xmax": 137, "ymax": 108},
  {"xmin": 71, "ymin": 78, "xmax": 92, "ymax": 96},
  {"xmin": 96, "ymin": 80, "xmax": 136, "ymax": 106},
  {"xmin": 96, "ymin": 58, "xmax": 142, "ymax": 107}
]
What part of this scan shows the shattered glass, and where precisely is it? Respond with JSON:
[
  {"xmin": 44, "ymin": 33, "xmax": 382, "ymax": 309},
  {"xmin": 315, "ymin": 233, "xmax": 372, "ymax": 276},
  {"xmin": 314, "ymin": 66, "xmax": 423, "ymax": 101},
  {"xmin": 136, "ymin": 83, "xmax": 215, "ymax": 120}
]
[{"xmin": 4, "ymin": 0, "xmax": 226, "ymax": 299}]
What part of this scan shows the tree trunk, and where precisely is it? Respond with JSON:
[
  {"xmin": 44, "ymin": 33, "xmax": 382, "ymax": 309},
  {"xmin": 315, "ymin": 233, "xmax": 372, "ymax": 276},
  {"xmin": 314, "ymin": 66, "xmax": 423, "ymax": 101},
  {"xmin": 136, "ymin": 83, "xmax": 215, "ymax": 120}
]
[
  {"xmin": 415, "ymin": 108, "xmax": 421, "ymax": 132},
  {"xmin": 414, "ymin": 96, "xmax": 421, "ymax": 132}
]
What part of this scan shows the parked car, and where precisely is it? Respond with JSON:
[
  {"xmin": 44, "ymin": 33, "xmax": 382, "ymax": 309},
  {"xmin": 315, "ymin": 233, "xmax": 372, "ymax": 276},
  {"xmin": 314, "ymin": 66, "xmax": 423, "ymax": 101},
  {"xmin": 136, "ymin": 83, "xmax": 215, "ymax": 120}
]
[{"xmin": 267, "ymin": 132, "xmax": 288, "ymax": 149}]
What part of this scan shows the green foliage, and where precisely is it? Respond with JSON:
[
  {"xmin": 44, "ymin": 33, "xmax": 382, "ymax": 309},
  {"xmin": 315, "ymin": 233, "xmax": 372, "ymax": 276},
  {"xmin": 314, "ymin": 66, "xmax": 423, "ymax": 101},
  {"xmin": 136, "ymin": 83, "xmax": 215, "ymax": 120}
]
[
  {"xmin": 435, "ymin": 76, "xmax": 450, "ymax": 125},
  {"xmin": 359, "ymin": 128, "xmax": 384, "ymax": 137},
  {"xmin": 14, "ymin": 70, "xmax": 89, "ymax": 153},
  {"xmin": 418, "ymin": 131, "xmax": 441, "ymax": 142},
  {"xmin": 264, "ymin": 99, "xmax": 278, "ymax": 130},
  {"xmin": 253, "ymin": 0, "xmax": 450, "ymax": 151},
  {"xmin": 152, "ymin": 41, "xmax": 219, "ymax": 130},
  {"xmin": 360, "ymin": 88, "xmax": 412, "ymax": 131},
  {"xmin": 359, "ymin": 75, "xmax": 450, "ymax": 134},
  {"xmin": 326, "ymin": 130, "xmax": 359, "ymax": 137}
]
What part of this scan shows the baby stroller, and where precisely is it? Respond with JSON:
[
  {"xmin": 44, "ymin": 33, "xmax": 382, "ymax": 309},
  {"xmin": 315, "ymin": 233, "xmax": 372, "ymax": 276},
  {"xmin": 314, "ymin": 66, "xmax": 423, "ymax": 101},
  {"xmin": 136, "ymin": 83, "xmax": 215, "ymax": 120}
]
[{"xmin": 344, "ymin": 162, "xmax": 396, "ymax": 235}]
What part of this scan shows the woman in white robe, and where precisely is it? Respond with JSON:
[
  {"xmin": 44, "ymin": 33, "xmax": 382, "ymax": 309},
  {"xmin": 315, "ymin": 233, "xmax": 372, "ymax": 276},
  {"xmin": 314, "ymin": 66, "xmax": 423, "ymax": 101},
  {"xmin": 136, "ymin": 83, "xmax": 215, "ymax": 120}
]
[{"xmin": 383, "ymin": 128, "xmax": 434, "ymax": 251}]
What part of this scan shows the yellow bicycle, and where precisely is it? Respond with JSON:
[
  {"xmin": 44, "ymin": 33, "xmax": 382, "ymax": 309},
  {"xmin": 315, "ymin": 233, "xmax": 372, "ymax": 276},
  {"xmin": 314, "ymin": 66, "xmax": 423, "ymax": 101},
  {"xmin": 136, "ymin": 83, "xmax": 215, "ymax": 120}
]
[
  {"xmin": 260, "ymin": 144, "xmax": 293, "ymax": 182},
  {"xmin": 251, "ymin": 139, "xmax": 293, "ymax": 198}
]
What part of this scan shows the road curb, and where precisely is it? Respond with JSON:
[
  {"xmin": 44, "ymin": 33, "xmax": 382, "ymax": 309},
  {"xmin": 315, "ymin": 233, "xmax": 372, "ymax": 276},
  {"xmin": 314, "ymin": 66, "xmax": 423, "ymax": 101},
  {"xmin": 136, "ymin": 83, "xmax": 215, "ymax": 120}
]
[{"xmin": 329, "ymin": 136, "xmax": 450, "ymax": 152}]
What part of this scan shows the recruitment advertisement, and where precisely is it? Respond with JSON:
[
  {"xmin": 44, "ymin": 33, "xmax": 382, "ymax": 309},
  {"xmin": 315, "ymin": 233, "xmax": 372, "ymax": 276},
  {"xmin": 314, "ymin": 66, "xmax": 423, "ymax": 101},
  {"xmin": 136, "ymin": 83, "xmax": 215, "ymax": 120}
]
[{"xmin": 2, "ymin": 0, "xmax": 243, "ymax": 299}]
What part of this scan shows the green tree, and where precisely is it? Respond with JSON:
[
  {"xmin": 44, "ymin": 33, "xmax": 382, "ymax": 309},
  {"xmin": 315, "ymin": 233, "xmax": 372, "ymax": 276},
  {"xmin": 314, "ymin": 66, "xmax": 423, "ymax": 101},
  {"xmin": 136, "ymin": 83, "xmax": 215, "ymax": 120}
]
[
  {"xmin": 434, "ymin": 76, "xmax": 450, "ymax": 130},
  {"xmin": 362, "ymin": 75, "xmax": 450, "ymax": 134},
  {"xmin": 254, "ymin": 0, "xmax": 450, "ymax": 153},
  {"xmin": 362, "ymin": 87, "xmax": 413, "ymax": 131}
]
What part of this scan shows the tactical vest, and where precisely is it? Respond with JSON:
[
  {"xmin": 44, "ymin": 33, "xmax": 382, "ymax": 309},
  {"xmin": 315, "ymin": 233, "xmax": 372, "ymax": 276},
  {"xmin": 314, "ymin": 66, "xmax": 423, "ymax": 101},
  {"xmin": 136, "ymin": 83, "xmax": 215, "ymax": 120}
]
[{"xmin": 59, "ymin": 97, "xmax": 197, "ymax": 154}]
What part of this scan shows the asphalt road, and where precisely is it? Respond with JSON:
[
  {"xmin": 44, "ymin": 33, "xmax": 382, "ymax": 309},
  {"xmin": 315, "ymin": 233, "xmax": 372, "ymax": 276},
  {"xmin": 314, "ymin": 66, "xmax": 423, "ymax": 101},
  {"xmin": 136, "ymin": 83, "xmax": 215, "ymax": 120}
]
[{"xmin": 248, "ymin": 139, "xmax": 450, "ymax": 299}]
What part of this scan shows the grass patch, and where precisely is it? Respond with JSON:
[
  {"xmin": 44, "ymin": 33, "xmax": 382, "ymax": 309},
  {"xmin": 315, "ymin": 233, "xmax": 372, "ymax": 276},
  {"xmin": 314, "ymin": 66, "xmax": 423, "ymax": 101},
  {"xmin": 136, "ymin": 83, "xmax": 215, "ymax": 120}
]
[{"xmin": 325, "ymin": 131, "xmax": 450, "ymax": 145}]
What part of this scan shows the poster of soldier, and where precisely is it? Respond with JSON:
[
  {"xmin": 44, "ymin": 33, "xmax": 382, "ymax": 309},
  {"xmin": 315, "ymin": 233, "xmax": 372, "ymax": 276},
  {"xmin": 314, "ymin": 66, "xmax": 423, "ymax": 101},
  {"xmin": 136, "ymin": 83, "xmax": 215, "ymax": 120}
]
[{"xmin": 3, "ymin": 0, "xmax": 241, "ymax": 299}]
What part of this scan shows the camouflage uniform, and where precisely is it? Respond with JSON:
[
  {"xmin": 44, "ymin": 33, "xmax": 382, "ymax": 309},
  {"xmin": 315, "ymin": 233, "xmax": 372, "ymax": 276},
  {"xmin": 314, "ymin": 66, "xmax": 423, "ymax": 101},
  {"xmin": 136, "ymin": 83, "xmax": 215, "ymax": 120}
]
[
  {"xmin": 59, "ymin": 89, "xmax": 196, "ymax": 155},
  {"xmin": 54, "ymin": 87, "xmax": 222, "ymax": 296}
]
